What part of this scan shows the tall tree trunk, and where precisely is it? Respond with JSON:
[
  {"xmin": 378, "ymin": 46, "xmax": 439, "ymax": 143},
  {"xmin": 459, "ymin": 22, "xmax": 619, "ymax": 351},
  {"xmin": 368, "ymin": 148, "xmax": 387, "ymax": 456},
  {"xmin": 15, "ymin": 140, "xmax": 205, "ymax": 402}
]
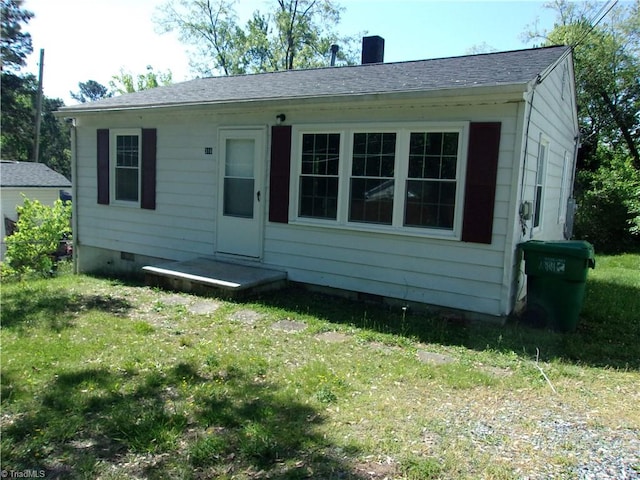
[{"xmin": 600, "ymin": 90, "xmax": 640, "ymax": 169}]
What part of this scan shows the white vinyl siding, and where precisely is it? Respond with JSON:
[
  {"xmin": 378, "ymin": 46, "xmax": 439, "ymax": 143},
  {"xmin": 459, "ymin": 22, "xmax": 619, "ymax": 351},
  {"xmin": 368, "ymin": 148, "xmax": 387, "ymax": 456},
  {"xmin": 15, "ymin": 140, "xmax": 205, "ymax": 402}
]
[
  {"xmin": 521, "ymin": 54, "xmax": 578, "ymax": 242},
  {"xmin": 73, "ymin": 94, "xmax": 548, "ymax": 317}
]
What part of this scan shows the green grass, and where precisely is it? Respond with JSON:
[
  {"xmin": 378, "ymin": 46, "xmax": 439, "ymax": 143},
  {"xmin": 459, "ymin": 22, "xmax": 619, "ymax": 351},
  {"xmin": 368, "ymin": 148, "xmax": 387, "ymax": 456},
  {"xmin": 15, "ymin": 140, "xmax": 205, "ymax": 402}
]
[{"xmin": 1, "ymin": 255, "xmax": 638, "ymax": 479}]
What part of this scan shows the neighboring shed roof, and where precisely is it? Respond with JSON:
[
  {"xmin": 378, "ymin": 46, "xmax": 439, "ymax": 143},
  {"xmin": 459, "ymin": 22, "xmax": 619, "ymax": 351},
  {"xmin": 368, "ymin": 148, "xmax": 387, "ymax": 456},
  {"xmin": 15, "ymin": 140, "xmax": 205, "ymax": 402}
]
[
  {"xmin": 60, "ymin": 46, "xmax": 571, "ymax": 113},
  {"xmin": 0, "ymin": 161, "xmax": 71, "ymax": 188}
]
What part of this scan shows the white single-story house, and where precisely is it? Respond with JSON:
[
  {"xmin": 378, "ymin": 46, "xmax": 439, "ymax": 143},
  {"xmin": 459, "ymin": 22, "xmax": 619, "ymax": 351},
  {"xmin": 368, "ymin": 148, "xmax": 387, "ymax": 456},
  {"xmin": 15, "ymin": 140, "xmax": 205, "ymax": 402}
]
[
  {"xmin": 58, "ymin": 42, "xmax": 579, "ymax": 320},
  {"xmin": 1, "ymin": 160, "xmax": 72, "ymax": 259}
]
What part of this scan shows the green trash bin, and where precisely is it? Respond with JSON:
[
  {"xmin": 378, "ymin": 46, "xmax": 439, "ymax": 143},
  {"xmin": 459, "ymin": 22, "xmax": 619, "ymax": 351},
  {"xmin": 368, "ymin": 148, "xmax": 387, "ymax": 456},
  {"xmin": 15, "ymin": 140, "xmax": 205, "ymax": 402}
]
[{"xmin": 519, "ymin": 240, "xmax": 595, "ymax": 332}]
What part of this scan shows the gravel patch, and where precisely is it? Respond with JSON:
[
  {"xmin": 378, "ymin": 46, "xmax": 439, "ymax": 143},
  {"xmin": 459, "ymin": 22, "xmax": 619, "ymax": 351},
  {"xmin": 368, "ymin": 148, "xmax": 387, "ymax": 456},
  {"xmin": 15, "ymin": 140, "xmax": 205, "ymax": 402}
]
[{"xmin": 433, "ymin": 395, "xmax": 640, "ymax": 479}]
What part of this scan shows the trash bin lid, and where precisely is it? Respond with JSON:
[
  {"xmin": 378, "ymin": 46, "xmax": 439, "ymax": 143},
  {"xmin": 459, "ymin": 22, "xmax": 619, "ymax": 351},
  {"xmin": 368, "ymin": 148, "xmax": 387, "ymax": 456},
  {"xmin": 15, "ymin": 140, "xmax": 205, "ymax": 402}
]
[{"xmin": 519, "ymin": 240, "xmax": 595, "ymax": 260}]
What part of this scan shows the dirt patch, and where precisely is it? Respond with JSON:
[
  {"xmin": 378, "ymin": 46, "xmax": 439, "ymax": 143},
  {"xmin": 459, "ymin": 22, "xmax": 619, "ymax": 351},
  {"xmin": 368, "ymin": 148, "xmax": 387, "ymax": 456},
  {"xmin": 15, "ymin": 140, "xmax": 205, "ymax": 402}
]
[
  {"xmin": 315, "ymin": 331, "xmax": 350, "ymax": 343},
  {"xmin": 229, "ymin": 309, "xmax": 265, "ymax": 325},
  {"xmin": 353, "ymin": 456, "xmax": 399, "ymax": 479},
  {"xmin": 158, "ymin": 293, "xmax": 193, "ymax": 306},
  {"xmin": 271, "ymin": 319, "xmax": 307, "ymax": 333},
  {"xmin": 479, "ymin": 365, "xmax": 514, "ymax": 377},
  {"xmin": 416, "ymin": 350, "xmax": 455, "ymax": 365},
  {"xmin": 187, "ymin": 300, "xmax": 221, "ymax": 315}
]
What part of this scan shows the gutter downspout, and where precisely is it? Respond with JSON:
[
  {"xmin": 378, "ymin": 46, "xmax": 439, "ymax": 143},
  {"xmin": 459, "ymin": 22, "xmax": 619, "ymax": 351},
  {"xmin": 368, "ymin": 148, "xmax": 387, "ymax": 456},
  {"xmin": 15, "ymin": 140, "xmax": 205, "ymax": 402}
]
[
  {"xmin": 69, "ymin": 118, "xmax": 79, "ymax": 274},
  {"xmin": 518, "ymin": 74, "xmax": 541, "ymax": 240}
]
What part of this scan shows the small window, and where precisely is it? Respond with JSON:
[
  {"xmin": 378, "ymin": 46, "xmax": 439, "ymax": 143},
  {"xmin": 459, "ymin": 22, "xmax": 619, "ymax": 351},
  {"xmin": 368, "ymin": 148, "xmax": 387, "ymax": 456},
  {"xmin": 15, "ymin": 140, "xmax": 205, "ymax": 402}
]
[
  {"xmin": 298, "ymin": 133, "xmax": 340, "ymax": 220},
  {"xmin": 349, "ymin": 132, "xmax": 396, "ymax": 225},
  {"xmin": 404, "ymin": 132, "xmax": 458, "ymax": 229},
  {"xmin": 533, "ymin": 140, "xmax": 548, "ymax": 229},
  {"xmin": 112, "ymin": 130, "xmax": 141, "ymax": 204},
  {"xmin": 559, "ymin": 151, "xmax": 572, "ymax": 223}
]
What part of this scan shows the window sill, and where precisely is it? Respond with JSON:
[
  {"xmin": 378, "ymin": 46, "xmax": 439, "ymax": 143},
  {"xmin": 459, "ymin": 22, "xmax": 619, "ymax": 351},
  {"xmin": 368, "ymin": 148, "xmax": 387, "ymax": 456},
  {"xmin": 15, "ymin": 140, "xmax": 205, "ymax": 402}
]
[
  {"xmin": 286, "ymin": 218, "xmax": 461, "ymax": 241},
  {"xmin": 110, "ymin": 200, "xmax": 141, "ymax": 208}
]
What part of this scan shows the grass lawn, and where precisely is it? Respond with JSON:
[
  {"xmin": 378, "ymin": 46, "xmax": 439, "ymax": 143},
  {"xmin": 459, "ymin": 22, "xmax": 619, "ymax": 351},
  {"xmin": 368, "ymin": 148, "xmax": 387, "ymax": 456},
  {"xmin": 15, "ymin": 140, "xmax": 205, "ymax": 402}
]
[{"xmin": 1, "ymin": 254, "xmax": 639, "ymax": 479}]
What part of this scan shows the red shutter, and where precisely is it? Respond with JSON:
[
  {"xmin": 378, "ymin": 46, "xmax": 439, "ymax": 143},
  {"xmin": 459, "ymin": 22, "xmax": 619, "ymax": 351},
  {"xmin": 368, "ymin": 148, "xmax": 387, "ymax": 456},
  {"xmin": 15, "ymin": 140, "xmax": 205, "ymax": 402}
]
[
  {"xmin": 97, "ymin": 129, "xmax": 110, "ymax": 205},
  {"xmin": 141, "ymin": 128, "xmax": 157, "ymax": 210},
  {"xmin": 269, "ymin": 125, "xmax": 292, "ymax": 223},
  {"xmin": 461, "ymin": 122, "xmax": 502, "ymax": 244}
]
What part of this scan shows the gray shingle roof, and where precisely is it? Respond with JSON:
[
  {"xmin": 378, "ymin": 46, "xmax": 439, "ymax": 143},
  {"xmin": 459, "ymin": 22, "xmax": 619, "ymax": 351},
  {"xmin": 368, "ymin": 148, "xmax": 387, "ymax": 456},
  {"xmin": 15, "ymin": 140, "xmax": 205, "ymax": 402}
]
[
  {"xmin": 1, "ymin": 161, "xmax": 71, "ymax": 187},
  {"xmin": 60, "ymin": 46, "xmax": 570, "ymax": 113}
]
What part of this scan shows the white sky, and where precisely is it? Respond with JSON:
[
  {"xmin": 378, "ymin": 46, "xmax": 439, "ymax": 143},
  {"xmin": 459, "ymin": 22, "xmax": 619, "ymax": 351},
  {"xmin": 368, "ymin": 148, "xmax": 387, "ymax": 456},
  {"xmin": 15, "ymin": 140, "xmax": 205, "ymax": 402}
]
[{"xmin": 23, "ymin": 0, "xmax": 564, "ymax": 105}]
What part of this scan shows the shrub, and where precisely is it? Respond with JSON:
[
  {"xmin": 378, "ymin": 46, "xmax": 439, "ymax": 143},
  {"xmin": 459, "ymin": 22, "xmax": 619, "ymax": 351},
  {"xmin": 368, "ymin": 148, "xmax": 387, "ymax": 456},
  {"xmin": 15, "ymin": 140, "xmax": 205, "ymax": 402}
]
[
  {"xmin": 573, "ymin": 154, "xmax": 640, "ymax": 252},
  {"xmin": 2, "ymin": 196, "xmax": 72, "ymax": 278}
]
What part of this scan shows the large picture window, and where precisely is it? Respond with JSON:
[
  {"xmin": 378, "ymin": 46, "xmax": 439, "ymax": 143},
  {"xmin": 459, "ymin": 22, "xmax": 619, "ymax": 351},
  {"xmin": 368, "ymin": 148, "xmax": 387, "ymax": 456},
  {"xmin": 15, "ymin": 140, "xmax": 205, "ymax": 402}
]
[
  {"xmin": 299, "ymin": 133, "xmax": 340, "ymax": 219},
  {"xmin": 112, "ymin": 129, "xmax": 141, "ymax": 204},
  {"xmin": 292, "ymin": 123, "xmax": 467, "ymax": 238}
]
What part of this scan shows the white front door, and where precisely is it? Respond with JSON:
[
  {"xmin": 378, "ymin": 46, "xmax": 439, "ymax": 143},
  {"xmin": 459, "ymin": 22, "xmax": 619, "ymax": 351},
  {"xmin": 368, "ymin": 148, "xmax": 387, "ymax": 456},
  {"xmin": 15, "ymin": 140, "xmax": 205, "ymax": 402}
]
[{"xmin": 216, "ymin": 128, "xmax": 265, "ymax": 258}]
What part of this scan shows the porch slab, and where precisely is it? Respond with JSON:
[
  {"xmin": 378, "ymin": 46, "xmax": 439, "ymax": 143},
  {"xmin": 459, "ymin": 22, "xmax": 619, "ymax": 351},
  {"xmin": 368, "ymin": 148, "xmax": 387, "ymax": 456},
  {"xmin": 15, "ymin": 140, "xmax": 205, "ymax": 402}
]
[{"xmin": 142, "ymin": 258, "xmax": 287, "ymax": 297}]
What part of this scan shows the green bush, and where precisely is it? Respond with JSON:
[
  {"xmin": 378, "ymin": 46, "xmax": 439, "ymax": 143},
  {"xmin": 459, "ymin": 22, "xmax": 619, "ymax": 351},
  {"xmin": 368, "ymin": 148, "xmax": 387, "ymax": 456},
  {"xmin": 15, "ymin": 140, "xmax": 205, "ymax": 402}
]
[
  {"xmin": 2, "ymin": 196, "xmax": 72, "ymax": 278},
  {"xmin": 574, "ymin": 154, "xmax": 640, "ymax": 252}
]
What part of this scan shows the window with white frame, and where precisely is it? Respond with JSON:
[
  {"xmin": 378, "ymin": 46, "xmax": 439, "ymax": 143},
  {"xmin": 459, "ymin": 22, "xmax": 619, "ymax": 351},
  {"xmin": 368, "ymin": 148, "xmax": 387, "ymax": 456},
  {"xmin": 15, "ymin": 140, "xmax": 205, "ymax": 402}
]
[
  {"xmin": 349, "ymin": 132, "xmax": 397, "ymax": 225},
  {"xmin": 558, "ymin": 150, "xmax": 571, "ymax": 223},
  {"xmin": 112, "ymin": 129, "xmax": 141, "ymax": 204},
  {"xmin": 533, "ymin": 139, "xmax": 548, "ymax": 229},
  {"xmin": 293, "ymin": 124, "xmax": 466, "ymax": 237},
  {"xmin": 299, "ymin": 133, "xmax": 340, "ymax": 219},
  {"xmin": 405, "ymin": 132, "xmax": 459, "ymax": 229}
]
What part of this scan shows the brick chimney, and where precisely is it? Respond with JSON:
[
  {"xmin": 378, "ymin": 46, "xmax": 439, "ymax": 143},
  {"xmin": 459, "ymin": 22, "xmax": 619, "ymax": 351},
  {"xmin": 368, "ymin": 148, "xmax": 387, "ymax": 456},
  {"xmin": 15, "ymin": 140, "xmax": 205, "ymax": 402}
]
[{"xmin": 361, "ymin": 35, "xmax": 385, "ymax": 64}]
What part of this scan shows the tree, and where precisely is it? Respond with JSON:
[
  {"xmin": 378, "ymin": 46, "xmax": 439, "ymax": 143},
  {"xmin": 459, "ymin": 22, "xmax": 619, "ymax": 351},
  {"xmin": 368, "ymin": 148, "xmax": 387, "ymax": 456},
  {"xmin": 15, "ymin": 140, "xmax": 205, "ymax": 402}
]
[
  {"xmin": 38, "ymin": 97, "xmax": 72, "ymax": 178},
  {"xmin": 1, "ymin": 72, "xmax": 37, "ymax": 160},
  {"xmin": 0, "ymin": 0, "xmax": 71, "ymax": 178},
  {"xmin": 70, "ymin": 80, "xmax": 113, "ymax": 103},
  {"xmin": 154, "ymin": 0, "xmax": 360, "ymax": 76},
  {"xmin": 109, "ymin": 65, "xmax": 173, "ymax": 95},
  {"xmin": 154, "ymin": 0, "xmax": 246, "ymax": 76},
  {"xmin": 1, "ymin": 0, "xmax": 33, "ymax": 72},
  {"xmin": 525, "ymin": 1, "xmax": 640, "ymax": 169},
  {"xmin": 1, "ymin": 0, "xmax": 35, "ymax": 160}
]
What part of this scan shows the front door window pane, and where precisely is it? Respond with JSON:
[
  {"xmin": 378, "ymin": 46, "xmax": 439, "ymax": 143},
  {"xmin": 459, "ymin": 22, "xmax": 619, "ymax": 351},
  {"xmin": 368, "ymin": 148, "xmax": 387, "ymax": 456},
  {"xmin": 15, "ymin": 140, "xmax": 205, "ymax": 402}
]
[{"xmin": 224, "ymin": 138, "xmax": 254, "ymax": 218}]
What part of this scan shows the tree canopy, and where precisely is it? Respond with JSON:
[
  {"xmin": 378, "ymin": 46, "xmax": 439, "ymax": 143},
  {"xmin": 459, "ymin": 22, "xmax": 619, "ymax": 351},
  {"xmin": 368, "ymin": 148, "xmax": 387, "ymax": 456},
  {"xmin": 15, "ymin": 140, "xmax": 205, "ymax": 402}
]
[
  {"xmin": 109, "ymin": 65, "xmax": 173, "ymax": 95},
  {"xmin": 525, "ymin": 0, "xmax": 640, "ymax": 170},
  {"xmin": 70, "ymin": 80, "xmax": 113, "ymax": 103},
  {"xmin": 1, "ymin": 0, "xmax": 33, "ymax": 72},
  {"xmin": 0, "ymin": 0, "xmax": 71, "ymax": 176},
  {"xmin": 153, "ymin": 0, "xmax": 361, "ymax": 76}
]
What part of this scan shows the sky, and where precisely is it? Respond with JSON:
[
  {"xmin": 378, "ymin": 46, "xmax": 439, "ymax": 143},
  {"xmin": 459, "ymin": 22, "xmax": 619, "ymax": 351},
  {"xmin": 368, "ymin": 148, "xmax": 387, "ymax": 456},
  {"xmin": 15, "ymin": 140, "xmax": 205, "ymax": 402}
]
[{"xmin": 23, "ymin": 0, "xmax": 562, "ymax": 105}]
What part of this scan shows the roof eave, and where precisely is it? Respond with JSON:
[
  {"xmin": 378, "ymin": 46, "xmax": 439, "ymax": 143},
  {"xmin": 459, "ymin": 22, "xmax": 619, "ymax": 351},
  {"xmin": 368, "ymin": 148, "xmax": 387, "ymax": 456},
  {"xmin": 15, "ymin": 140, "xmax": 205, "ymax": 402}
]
[{"xmin": 56, "ymin": 82, "xmax": 529, "ymax": 116}]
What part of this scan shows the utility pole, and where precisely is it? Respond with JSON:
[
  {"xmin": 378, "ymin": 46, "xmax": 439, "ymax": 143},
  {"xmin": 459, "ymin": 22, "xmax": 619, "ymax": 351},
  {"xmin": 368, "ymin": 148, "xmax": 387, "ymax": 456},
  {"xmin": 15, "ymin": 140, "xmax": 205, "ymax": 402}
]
[{"xmin": 33, "ymin": 48, "xmax": 44, "ymax": 163}]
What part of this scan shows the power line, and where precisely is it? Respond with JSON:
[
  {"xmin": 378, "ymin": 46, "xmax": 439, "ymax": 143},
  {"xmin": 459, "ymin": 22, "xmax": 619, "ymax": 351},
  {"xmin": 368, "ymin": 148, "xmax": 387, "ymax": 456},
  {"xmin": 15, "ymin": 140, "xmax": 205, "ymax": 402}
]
[{"xmin": 571, "ymin": 0, "xmax": 618, "ymax": 49}]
